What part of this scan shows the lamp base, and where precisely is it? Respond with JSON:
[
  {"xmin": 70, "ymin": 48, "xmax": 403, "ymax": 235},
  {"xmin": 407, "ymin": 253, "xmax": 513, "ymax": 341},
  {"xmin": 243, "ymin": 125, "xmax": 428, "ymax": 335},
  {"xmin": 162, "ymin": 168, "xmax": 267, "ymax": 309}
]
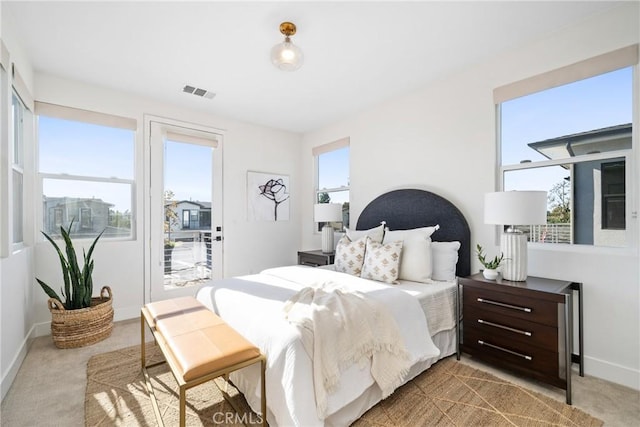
[
  {"xmin": 321, "ymin": 224, "xmax": 334, "ymax": 253},
  {"xmin": 501, "ymin": 232, "xmax": 527, "ymax": 281}
]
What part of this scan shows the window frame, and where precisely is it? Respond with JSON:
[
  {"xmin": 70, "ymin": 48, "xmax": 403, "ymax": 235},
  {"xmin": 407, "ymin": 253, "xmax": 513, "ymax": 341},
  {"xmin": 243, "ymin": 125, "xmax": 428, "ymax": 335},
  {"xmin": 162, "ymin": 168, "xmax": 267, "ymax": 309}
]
[
  {"xmin": 36, "ymin": 102, "xmax": 137, "ymax": 241},
  {"xmin": 313, "ymin": 138, "xmax": 350, "ymax": 232},
  {"xmin": 495, "ymin": 57, "xmax": 637, "ymax": 249},
  {"xmin": 499, "ymin": 149, "xmax": 633, "ymax": 233},
  {"xmin": 11, "ymin": 90, "xmax": 25, "ymax": 247}
]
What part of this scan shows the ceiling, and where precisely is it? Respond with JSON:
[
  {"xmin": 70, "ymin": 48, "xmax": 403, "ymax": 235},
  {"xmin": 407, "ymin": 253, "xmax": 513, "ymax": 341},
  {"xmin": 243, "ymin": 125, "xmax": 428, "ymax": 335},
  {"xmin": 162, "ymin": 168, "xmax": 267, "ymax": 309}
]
[{"xmin": 3, "ymin": 1, "xmax": 622, "ymax": 133}]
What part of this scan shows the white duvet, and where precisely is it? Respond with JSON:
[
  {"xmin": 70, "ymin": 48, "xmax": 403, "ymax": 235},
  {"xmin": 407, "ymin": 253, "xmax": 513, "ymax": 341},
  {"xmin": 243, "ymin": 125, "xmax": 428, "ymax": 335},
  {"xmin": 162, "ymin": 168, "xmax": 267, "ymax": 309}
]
[{"xmin": 195, "ymin": 266, "xmax": 440, "ymax": 427}]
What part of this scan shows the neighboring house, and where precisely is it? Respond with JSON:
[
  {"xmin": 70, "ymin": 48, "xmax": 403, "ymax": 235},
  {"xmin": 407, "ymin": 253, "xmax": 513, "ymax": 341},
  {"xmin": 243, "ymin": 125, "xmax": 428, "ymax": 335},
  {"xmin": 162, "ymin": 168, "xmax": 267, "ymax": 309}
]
[
  {"xmin": 528, "ymin": 123, "xmax": 631, "ymax": 246},
  {"xmin": 43, "ymin": 196, "xmax": 114, "ymax": 236},
  {"xmin": 165, "ymin": 200, "xmax": 212, "ymax": 233}
]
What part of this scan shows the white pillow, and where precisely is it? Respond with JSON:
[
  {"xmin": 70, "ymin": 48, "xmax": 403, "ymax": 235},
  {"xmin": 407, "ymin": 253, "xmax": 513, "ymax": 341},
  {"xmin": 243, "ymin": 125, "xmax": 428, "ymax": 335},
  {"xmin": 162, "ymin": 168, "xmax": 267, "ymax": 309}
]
[
  {"xmin": 383, "ymin": 225, "xmax": 439, "ymax": 283},
  {"xmin": 345, "ymin": 222, "xmax": 385, "ymax": 244},
  {"xmin": 431, "ymin": 241, "xmax": 461, "ymax": 281},
  {"xmin": 334, "ymin": 235, "xmax": 368, "ymax": 276},
  {"xmin": 360, "ymin": 238, "xmax": 403, "ymax": 284}
]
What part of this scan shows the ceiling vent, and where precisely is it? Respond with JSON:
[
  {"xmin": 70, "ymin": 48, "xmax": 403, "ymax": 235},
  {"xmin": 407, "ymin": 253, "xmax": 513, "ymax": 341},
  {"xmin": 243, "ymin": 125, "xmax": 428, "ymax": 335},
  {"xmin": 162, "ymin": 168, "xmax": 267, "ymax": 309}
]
[{"xmin": 182, "ymin": 85, "xmax": 216, "ymax": 99}]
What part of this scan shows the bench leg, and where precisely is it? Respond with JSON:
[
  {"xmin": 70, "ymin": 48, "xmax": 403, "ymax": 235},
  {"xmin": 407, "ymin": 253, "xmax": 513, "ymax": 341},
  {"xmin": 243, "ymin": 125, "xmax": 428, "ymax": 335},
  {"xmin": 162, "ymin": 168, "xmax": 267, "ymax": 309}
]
[
  {"xmin": 261, "ymin": 358, "xmax": 267, "ymax": 427},
  {"xmin": 180, "ymin": 386, "xmax": 186, "ymax": 427},
  {"xmin": 140, "ymin": 313, "xmax": 146, "ymax": 369}
]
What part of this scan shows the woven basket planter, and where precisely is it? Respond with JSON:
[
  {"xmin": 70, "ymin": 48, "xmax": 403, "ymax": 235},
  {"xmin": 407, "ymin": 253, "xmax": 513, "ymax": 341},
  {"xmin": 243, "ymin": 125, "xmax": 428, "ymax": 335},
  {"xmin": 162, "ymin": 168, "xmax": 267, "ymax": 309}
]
[{"xmin": 47, "ymin": 286, "xmax": 114, "ymax": 349}]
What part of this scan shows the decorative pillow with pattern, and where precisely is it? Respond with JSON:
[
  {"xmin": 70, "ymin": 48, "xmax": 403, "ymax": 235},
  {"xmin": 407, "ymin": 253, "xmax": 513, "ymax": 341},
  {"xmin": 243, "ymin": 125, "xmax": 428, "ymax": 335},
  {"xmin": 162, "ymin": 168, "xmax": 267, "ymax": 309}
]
[
  {"xmin": 361, "ymin": 239, "xmax": 403, "ymax": 284},
  {"xmin": 335, "ymin": 235, "xmax": 368, "ymax": 276}
]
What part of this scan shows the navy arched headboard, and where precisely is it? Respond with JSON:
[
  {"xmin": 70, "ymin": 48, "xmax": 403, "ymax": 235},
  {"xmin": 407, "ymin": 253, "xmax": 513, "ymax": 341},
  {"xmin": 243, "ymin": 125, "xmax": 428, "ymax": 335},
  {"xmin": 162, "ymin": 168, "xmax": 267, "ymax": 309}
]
[{"xmin": 356, "ymin": 189, "xmax": 471, "ymax": 277}]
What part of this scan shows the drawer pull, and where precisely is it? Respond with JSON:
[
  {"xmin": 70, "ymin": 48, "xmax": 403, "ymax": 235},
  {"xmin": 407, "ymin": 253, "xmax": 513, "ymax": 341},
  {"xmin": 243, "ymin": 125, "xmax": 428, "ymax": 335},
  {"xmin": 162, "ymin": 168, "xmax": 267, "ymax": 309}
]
[
  {"xmin": 478, "ymin": 319, "xmax": 532, "ymax": 336},
  {"xmin": 477, "ymin": 298, "xmax": 532, "ymax": 313},
  {"xmin": 478, "ymin": 340, "xmax": 532, "ymax": 360}
]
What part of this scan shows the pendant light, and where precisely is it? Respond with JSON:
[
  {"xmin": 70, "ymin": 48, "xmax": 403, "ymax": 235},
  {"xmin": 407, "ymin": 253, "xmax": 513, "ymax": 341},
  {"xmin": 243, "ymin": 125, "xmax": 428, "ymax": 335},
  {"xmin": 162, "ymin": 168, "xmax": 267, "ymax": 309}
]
[{"xmin": 271, "ymin": 22, "xmax": 304, "ymax": 71}]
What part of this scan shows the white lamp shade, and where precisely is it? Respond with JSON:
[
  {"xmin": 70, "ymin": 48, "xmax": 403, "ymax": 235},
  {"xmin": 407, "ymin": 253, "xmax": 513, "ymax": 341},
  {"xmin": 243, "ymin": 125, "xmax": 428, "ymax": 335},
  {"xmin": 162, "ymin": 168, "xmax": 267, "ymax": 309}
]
[
  {"xmin": 484, "ymin": 191, "xmax": 547, "ymax": 225},
  {"xmin": 314, "ymin": 203, "xmax": 342, "ymax": 222}
]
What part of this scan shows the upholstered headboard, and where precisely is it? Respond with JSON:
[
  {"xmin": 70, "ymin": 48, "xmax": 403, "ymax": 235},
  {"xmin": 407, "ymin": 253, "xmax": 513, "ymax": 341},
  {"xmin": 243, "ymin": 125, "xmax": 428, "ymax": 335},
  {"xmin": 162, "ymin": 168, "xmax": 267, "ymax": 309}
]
[{"xmin": 355, "ymin": 189, "xmax": 471, "ymax": 277}]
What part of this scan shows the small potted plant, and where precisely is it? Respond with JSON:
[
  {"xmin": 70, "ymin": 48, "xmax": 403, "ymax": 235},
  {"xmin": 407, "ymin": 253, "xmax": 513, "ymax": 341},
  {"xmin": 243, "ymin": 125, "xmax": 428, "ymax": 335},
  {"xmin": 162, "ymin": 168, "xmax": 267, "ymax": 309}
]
[
  {"xmin": 476, "ymin": 244, "xmax": 504, "ymax": 280},
  {"xmin": 36, "ymin": 219, "xmax": 113, "ymax": 348}
]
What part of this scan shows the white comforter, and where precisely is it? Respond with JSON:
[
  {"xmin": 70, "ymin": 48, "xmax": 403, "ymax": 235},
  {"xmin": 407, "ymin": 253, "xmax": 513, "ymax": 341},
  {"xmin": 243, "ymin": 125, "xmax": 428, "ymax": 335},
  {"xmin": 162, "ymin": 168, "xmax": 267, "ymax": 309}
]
[{"xmin": 196, "ymin": 266, "xmax": 440, "ymax": 427}]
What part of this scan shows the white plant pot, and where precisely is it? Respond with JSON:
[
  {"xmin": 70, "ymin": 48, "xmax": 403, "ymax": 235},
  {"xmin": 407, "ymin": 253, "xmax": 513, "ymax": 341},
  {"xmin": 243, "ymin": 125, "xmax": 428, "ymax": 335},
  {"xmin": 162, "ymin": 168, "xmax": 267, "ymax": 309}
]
[{"xmin": 482, "ymin": 268, "xmax": 499, "ymax": 280}]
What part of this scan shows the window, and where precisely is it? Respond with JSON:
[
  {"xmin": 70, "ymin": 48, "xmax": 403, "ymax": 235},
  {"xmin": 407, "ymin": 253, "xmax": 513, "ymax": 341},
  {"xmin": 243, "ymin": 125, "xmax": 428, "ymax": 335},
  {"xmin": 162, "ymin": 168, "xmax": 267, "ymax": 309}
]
[
  {"xmin": 313, "ymin": 138, "xmax": 350, "ymax": 231},
  {"xmin": 11, "ymin": 92, "xmax": 25, "ymax": 245},
  {"xmin": 497, "ymin": 48, "xmax": 635, "ymax": 247},
  {"xmin": 601, "ymin": 160, "xmax": 625, "ymax": 230},
  {"xmin": 79, "ymin": 207, "xmax": 92, "ymax": 230},
  {"xmin": 182, "ymin": 210, "xmax": 191, "ymax": 229},
  {"xmin": 199, "ymin": 210, "xmax": 211, "ymax": 228},
  {"xmin": 37, "ymin": 102, "xmax": 136, "ymax": 239}
]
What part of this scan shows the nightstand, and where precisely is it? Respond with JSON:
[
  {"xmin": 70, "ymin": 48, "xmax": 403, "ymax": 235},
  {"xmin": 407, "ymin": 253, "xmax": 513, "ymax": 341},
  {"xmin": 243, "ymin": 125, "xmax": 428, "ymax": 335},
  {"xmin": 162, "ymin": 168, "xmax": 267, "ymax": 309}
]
[
  {"xmin": 456, "ymin": 273, "xmax": 583, "ymax": 404},
  {"xmin": 297, "ymin": 250, "xmax": 335, "ymax": 267}
]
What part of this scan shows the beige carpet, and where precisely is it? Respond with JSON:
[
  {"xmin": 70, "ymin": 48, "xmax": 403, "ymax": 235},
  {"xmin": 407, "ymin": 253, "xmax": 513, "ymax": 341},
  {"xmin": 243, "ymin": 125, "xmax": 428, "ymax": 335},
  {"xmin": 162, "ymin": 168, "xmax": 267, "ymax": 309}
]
[{"xmin": 85, "ymin": 343, "xmax": 603, "ymax": 426}]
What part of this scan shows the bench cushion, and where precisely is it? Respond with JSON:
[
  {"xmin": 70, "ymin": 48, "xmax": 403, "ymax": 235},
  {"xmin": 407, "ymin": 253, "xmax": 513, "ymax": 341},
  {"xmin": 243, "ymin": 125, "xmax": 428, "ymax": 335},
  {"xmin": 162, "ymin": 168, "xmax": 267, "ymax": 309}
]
[
  {"xmin": 145, "ymin": 296, "xmax": 206, "ymax": 326},
  {"xmin": 145, "ymin": 297, "xmax": 261, "ymax": 382}
]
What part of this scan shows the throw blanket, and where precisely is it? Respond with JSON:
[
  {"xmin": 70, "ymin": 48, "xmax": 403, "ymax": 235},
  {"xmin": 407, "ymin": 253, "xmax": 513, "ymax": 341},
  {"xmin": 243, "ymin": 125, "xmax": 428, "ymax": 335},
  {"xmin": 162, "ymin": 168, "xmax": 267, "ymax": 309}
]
[{"xmin": 283, "ymin": 283, "xmax": 412, "ymax": 418}]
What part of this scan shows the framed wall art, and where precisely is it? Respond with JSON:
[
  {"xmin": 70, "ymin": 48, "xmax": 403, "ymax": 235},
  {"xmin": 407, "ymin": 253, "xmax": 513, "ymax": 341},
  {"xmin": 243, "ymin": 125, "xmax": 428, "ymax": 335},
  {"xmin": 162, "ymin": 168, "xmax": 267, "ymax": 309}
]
[{"xmin": 247, "ymin": 171, "xmax": 290, "ymax": 221}]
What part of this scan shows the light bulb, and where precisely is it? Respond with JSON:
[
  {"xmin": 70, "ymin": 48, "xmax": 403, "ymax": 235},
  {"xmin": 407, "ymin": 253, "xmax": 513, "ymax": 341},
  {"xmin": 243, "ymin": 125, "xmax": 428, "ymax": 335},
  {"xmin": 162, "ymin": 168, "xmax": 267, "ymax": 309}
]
[{"xmin": 281, "ymin": 47, "xmax": 295, "ymax": 61}]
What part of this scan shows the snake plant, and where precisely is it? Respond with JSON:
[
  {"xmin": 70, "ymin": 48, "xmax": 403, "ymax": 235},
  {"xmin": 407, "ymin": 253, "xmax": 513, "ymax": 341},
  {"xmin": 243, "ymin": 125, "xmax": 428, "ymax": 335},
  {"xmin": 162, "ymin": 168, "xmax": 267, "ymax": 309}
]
[{"xmin": 36, "ymin": 219, "xmax": 104, "ymax": 310}]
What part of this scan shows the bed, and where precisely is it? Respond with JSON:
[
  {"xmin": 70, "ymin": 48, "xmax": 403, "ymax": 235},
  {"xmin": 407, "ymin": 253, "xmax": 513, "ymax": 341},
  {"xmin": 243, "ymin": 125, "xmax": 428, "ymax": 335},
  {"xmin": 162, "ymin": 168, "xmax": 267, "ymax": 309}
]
[{"xmin": 196, "ymin": 189, "xmax": 470, "ymax": 426}]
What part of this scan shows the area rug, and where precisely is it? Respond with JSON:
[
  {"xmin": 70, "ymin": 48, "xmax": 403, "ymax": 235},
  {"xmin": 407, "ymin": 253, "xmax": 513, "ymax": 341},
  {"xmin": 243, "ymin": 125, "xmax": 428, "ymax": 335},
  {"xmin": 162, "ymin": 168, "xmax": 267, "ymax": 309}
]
[{"xmin": 85, "ymin": 343, "xmax": 603, "ymax": 426}]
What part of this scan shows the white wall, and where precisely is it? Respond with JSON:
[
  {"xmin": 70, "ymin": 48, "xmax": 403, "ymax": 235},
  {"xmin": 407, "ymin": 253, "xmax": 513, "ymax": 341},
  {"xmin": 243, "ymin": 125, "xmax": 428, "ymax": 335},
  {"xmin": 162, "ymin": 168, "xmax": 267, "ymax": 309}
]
[
  {"xmin": 302, "ymin": 3, "xmax": 640, "ymax": 389},
  {"xmin": 1, "ymin": 249, "xmax": 35, "ymax": 399},
  {"xmin": 0, "ymin": 8, "xmax": 38, "ymax": 400},
  {"xmin": 33, "ymin": 73, "xmax": 302, "ymax": 324}
]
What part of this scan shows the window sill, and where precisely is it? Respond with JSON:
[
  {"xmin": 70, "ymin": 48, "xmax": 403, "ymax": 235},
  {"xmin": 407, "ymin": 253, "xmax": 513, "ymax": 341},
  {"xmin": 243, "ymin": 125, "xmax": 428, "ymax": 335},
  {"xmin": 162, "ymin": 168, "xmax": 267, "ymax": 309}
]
[{"xmin": 528, "ymin": 241, "xmax": 638, "ymax": 257}]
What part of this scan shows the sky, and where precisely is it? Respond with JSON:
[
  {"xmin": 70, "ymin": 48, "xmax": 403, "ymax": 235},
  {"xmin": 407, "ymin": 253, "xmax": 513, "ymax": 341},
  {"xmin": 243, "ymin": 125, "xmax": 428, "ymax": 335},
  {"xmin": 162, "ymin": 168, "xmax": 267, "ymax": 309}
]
[
  {"xmin": 318, "ymin": 146, "xmax": 349, "ymax": 204},
  {"xmin": 39, "ymin": 117, "xmax": 134, "ymax": 212},
  {"xmin": 164, "ymin": 140, "xmax": 212, "ymax": 203}
]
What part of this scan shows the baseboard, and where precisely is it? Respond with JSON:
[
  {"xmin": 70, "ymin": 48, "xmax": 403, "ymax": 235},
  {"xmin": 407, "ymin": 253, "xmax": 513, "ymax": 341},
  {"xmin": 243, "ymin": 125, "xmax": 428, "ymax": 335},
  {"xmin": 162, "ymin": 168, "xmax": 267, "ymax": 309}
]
[
  {"xmin": 585, "ymin": 355, "xmax": 640, "ymax": 390},
  {"xmin": 1, "ymin": 324, "xmax": 37, "ymax": 401}
]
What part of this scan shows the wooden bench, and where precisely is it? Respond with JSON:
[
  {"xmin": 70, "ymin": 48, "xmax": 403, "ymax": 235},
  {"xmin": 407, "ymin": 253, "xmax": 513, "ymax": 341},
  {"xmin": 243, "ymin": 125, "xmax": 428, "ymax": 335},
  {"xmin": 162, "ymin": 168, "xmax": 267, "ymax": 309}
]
[{"xmin": 141, "ymin": 296, "xmax": 266, "ymax": 426}]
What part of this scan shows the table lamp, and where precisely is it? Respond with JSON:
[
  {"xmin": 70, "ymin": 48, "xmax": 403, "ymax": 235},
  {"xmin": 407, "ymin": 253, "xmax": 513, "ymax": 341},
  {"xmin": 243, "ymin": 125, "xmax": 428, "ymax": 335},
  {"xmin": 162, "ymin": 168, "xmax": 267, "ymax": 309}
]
[
  {"xmin": 314, "ymin": 203, "xmax": 342, "ymax": 253},
  {"xmin": 484, "ymin": 191, "xmax": 547, "ymax": 281}
]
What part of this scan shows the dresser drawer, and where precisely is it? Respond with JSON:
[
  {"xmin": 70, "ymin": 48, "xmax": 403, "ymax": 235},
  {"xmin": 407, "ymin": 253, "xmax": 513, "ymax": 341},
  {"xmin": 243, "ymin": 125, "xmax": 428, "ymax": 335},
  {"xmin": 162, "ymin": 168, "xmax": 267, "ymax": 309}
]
[
  {"xmin": 464, "ymin": 326, "xmax": 560, "ymax": 378},
  {"xmin": 463, "ymin": 286, "xmax": 558, "ymax": 327},
  {"xmin": 465, "ymin": 307, "xmax": 558, "ymax": 350}
]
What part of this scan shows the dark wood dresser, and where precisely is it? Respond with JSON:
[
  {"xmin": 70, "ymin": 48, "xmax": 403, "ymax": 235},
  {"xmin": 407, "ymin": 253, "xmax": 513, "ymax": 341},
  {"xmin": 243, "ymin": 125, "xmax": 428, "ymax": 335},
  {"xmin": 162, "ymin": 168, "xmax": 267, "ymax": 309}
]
[{"xmin": 457, "ymin": 273, "xmax": 583, "ymax": 404}]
